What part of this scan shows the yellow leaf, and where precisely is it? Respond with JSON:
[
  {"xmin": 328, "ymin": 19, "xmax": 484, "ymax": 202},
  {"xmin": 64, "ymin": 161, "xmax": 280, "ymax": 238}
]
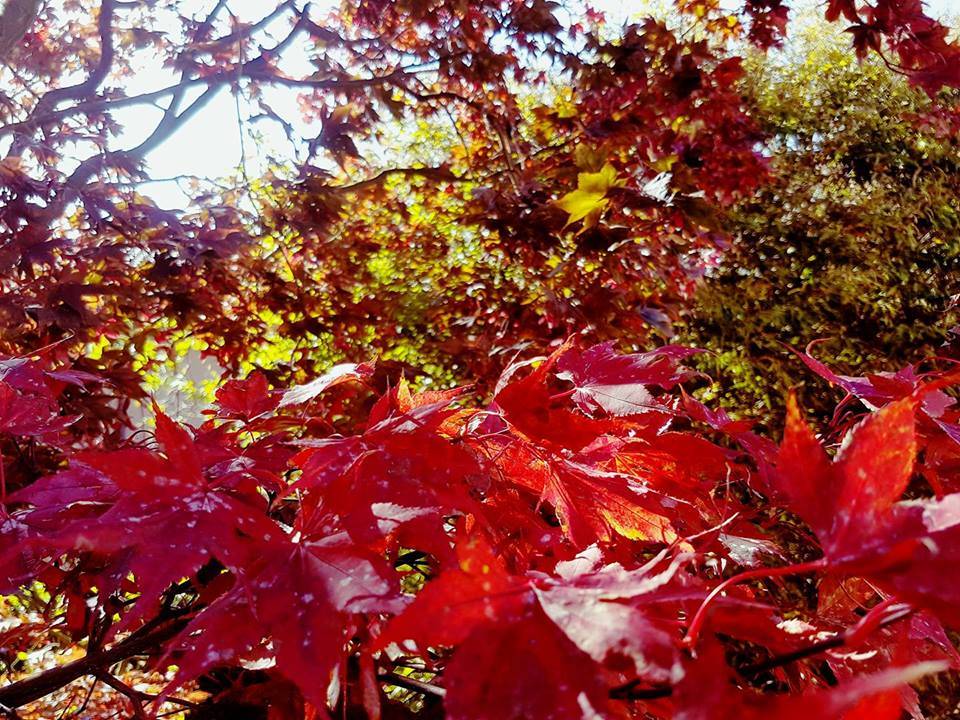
[
  {"xmin": 651, "ymin": 153, "xmax": 678, "ymax": 173},
  {"xmin": 556, "ymin": 163, "xmax": 623, "ymax": 230}
]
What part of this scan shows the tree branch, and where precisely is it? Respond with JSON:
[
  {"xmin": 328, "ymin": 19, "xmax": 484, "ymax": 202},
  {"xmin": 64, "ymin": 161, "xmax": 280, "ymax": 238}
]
[
  {"xmin": 0, "ymin": 62, "xmax": 432, "ymax": 142},
  {"xmin": 332, "ymin": 166, "xmax": 463, "ymax": 193},
  {"xmin": 7, "ymin": 0, "xmax": 116, "ymax": 158},
  {"xmin": 379, "ymin": 672, "xmax": 447, "ymax": 698},
  {"xmin": 96, "ymin": 672, "xmax": 200, "ymax": 714},
  {"xmin": 0, "ymin": 611, "xmax": 191, "ymax": 710},
  {"xmin": 96, "ymin": 672, "xmax": 147, "ymax": 719},
  {"xmin": 180, "ymin": 0, "xmax": 296, "ymax": 63},
  {"xmin": 125, "ymin": 83, "xmax": 221, "ymax": 159}
]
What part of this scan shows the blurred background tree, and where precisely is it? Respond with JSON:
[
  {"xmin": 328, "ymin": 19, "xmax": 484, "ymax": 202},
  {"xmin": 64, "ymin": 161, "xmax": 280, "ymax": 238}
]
[{"xmin": 683, "ymin": 17, "xmax": 960, "ymax": 420}]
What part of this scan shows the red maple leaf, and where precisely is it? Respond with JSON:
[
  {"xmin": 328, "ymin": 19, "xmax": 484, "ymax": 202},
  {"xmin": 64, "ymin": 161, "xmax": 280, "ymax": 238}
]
[
  {"xmin": 771, "ymin": 394, "xmax": 960, "ymax": 624},
  {"xmin": 169, "ymin": 527, "xmax": 404, "ymax": 704}
]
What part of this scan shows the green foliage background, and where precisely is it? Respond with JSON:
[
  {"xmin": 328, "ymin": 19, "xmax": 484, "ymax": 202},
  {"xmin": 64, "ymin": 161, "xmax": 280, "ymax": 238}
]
[{"xmin": 684, "ymin": 23, "xmax": 960, "ymax": 418}]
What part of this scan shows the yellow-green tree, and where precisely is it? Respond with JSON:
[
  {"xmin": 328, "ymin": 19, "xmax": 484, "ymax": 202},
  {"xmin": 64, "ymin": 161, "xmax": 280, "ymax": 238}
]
[{"xmin": 686, "ymin": 21, "xmax": 960, "ymax": 418}]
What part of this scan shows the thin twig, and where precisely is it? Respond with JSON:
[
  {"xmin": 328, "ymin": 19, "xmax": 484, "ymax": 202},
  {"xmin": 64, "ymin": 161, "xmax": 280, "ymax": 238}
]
[{"xmin": 379, "ymin": 672, "xmax": 446, "ymax": 698}]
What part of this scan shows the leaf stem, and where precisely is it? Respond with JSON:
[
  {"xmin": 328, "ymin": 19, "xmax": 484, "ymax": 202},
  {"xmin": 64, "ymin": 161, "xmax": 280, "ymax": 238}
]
[
  {"xmin": 0, "ymin": 610, "xmax": 191, "ymax": 710},
  {"xmin": 548, "ymin": 388, "xmax": 577, "ymax": 403},
  {"xmin": 613, "ymin": 598, "xmax": 912, "ymax": 701},
  {"xmin": 682, "ymin": 558, "xmax": 827, "ymax": 649}
]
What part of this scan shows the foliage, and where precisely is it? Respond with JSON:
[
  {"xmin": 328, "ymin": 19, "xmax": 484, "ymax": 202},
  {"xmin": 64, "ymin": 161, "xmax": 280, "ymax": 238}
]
[
  {"xmin": 3, "ymin": 0, "xmax": 960, "ymax": 718},
  {"xmin": 2, "ymin": 343, "xmax": 960, "ymax": 718},
  {"xmin": 685, "ymin": 21, "xmax": 960, "ymax": 418},
  {"xmin": 1, "ymin": 0, "xmax": 959, "ymax": 417}
]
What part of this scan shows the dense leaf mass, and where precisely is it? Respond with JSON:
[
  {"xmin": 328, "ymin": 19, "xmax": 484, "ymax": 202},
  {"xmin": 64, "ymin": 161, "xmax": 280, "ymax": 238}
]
[
  {"xmin": 2, "ymin": 0, "xmax": 960, "ymax": 717},
  {"xmin": 2, "ymin": 344, "xmax": 960, "ymax": 718},
  {"xmin": 1, "ymin": 0, "xmax": 959, "ymax": 420}
]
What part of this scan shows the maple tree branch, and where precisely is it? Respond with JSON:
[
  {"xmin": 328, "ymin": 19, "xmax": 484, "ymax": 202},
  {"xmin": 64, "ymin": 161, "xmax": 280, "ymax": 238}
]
[
  {"xmin": 6, "ymin": 0, "xmax": 117, "ymax": 157},
  {"xmin": 240, "ymin": 64, "xmax": 434, "ymax": 91},
  {"xmin": 192, "ymin": 0, "xmax": 231, "ymax": 42},
  {"xmin": 367, "ymin": 598, "xmax": 914, "ymax": 707},
  {"xmin": 333, "ymin": 166, "xmax": 465, "ymax": 193},
  {"xmin": 299, "ymin": 16, "xmax": 383, "ymax": 47},
  {"xmin": 738, "ymin": 633, "xmax": 848, "ymax": 677},
  {"xmin": 125, "ymin": 83, "xmax": 221, "ymax": 159},
  {"xmin": 187, "ymin": 0, "xmax": 296, "ymax": 58},
  {"xmin": 36, "ymin": 0, "xmax": 281, "ymax": 208},
  {"xmin": 0, "ymin": 611, "xmax": 191, "ymax": 710},
  {"xmin": 392, "ymin": 83, "xmax": 487, "ymax": 114},
  {"xmin": 38, "ymin": 68, "xmax": 238, "ymax": 219},
  {"xmin": 96, "ymin": 672, "xmax": 147, "ymax": 718},
  {"xmin": 96, "ymin": 671, "xmax": 200, "ymax": 713},
  {"xmin": 0, "ymin": 63, "xmax": 432, "ymax": 142}
]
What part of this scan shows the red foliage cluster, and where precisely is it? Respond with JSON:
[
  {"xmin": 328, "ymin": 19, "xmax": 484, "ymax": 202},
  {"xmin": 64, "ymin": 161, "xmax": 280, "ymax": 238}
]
[
  {"xmin": 2, "ymin": 341, "xmax": 960, "ymax": 718},
  {"xmin": 2, "ymin": 1, "xmax": 960, "ymax": 716},
  {"xmin": 1, "ymin": 0, "xmax": 958, "ymax": 427}
]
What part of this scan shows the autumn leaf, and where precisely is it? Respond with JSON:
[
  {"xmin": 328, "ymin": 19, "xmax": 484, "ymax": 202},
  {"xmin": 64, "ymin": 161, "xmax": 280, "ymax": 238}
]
[
  {"xmin": 555, "ymin": 162, "xmax": 624, "ymax": 229},
  {"xmin": 772, "ymin": 394, "xmax": 917, "ymax": 557}
]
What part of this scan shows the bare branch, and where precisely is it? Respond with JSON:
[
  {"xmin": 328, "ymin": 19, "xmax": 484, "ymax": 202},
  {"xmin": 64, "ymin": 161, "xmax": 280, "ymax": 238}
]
[{"xmin": 126, "ymin": 83, "xmax": 221, "ymax": 159}]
